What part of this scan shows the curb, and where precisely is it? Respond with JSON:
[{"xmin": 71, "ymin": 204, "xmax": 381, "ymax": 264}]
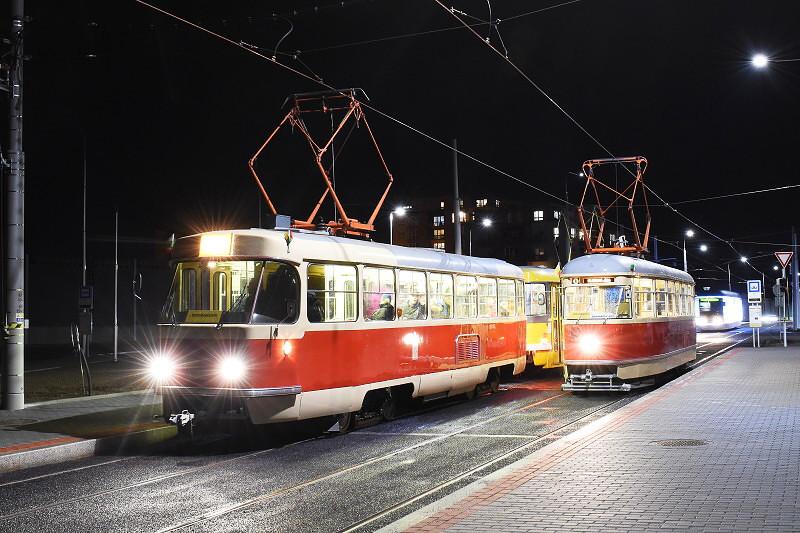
[
  {"xmin": 0, "ymin": 424, "xmax": 177, "ymax": 474},
  {"xmin": 377, "ymin": 347, "xmax": 741, "ymax": 532},
  {"xmin": 24, "ymin": 389, "xmax": 153, "ymax": 408}
]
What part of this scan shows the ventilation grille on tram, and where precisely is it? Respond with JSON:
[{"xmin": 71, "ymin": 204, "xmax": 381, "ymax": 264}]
[{"xmin": 455, "ymin": 334, "xmax": 481, "ymax": 363}]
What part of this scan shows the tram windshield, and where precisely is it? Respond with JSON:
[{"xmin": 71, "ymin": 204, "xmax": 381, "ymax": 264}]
[
  {"xmin": 563, "ymin": 284, "xmax": 632, "ymax": 320},
  {"xmin": 161, "ymin": 260, "xmax": 299, "ymax": 324}
]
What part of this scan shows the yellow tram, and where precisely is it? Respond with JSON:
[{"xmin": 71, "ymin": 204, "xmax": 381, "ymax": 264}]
[{"xmin": 520, "ymin": 266, "xmax": 563, "ymax": 369}]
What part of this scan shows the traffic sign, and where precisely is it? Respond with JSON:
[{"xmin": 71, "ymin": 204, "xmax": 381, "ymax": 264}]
[
  {"xmin": 747, "ymin": 280, "xmax": 762, "ymax": 303},
  {"xmin": 749, "ymin": 304, "xmax": 762, "ymax": 328},
  {"xmin": 775, "ymin": 251, "xmax": 793, "ymax": 269}
]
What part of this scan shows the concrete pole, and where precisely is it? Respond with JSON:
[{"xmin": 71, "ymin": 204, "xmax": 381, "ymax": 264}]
[
  {"xmin": 452, "ymin": 139, "xmax": 462, "ymax": 255},
  {"xmin": 3, "ymin": 0, "xmax": 25, "ymax": 411},
  {"xmin": 793, "ymin": 227, "xmax": 799, "ymax": 330},
  {"xmin": 682, "ymin": 239, "xmax": 688, "ymax": 272},
  {"xmin": 389, "ymin": 212, "xmax": 394, "ymax": 245},
  {"xmin": 132, "ymin": 258, "xmax": 138, "ymax": 341},
  {"xmin": 114, "ymin": 210, "xmax": 118, "ymax": 363}
]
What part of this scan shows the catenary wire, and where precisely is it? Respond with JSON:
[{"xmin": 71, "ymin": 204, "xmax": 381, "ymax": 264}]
[
  {"xmin": 135, "ymin": 1, "xmax": 753, "ymax": 280},
  {"xmin": 433, "ymin": 0, "xmax": 756, "ymax": 263}
]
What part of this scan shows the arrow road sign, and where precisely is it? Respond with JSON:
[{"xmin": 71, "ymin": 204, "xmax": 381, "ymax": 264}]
[{"xmin": 775, "ymin": 251, "xmax": 794, "ymax": 269}]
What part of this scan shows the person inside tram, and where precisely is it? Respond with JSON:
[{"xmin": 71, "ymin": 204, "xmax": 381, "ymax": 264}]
[
  {"xmin": 371, "ymin": 294, "xmax": 395, "ymax": 321},
  {"xmin": 307, "ymin": 292, "xmax": 324, "ymax": 323},
  {"xmin": 402, "ymin": 294, "xmax": 426, "ymax": 320}
]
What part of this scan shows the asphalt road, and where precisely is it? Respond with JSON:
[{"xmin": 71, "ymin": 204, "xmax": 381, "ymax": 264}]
[{"xmin": 0, "ymin": 329, "xmax": 749, "ymax": 533}]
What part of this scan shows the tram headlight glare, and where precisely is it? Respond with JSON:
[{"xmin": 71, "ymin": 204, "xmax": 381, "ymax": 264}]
[
  {"xmin": 147, "ymin": 353, "xmax": 176, "ymax": 383},
  {"xmin": 711, "ymin": 316, "xmax": 723, "ymax": 326},
  {"xmin": 219, "ymin": 355, "xmax": 247, "ymax": 383},
  {"xmin": 577, "ymin": 333, "xmax": 602, "ymax": 355}
]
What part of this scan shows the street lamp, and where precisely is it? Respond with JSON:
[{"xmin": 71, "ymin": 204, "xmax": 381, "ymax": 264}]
[
  {"xmin": 751, "ymin": 53, "xmax": 769, "ymax": 69},
  {"xmin": 682, "ymin": 229, "xmax": 695, "ymax": 272},
  {"xmin": 469, "ymin": 218, "xmax": 492, "ymax": 256},
  {"xmin": 389, "ymin": 206, "xmax": 406, "ymax": 245},
  {"xmin": 740, "ymin": 256, "xmax": 748, "ymax": 263},
  {"xmin": 699, "ymin": 244, "xmax": 708, "ymax": 252}
]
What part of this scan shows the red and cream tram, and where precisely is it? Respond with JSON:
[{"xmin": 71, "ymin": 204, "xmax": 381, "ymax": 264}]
[
  {"xmin": 560, "ymin": 254, "xmax": 696, "ymax": 391},
  {"xmin": 148, "ymin": 228, "xmax": 527, "ymax": 430}
]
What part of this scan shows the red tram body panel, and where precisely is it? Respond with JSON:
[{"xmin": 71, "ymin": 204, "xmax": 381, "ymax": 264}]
[
  {"xmin": 150, "ymin": 229, "xmax": 526, "ymax": 425},
  {"xmin": 560, "ymin": 254, "xmax": 696, "ymax": 391}
]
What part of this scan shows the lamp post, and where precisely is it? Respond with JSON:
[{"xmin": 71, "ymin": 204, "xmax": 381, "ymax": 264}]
[
  {"xmin": 682, "ymin": 229, "xmax": 694, "ymax": 272},
  {"xmin": 469, "ymin": 218, "xmax": 492, "ymax": 256},
  {"xmin": 388, "ymin": 206, "xmax": 406, "ymax": 245}
]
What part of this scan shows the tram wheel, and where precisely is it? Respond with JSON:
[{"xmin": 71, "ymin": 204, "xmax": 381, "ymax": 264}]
[
  {"xmin": 380, "ymin": 393, "xmax": 400, "ymax": 421},
  {"xmin": 336, "ymin": 412, "xmax": 355, "ymax": 433},
  {"xmin": 488, "ymin": 370, "xmax": 501, "ymax": 393}
]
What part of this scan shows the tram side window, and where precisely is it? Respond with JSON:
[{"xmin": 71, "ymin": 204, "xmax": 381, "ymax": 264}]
[
  {"xmin": 429, "ymin": 273, "xmax": 454, "ymax": 319},
  {"xmin": 478, "ymin": 277, "xmax": 498, "ymax": 318},
  {"xmin": 455, "ymin": 275, "xmax": 478, "ymax": 318},
  {"xmin": 655, "ymin": 279, "xmax": 668, "ymax": 317},
  {"xmin": 397, "ymin": 270, "xmax": 427, "ymax": 320},
  {"xmin": 524, "ymin": 282, "xmax": 548, "ymax": 320},
  {"xmin": 516, "ymin": 280, "xmax": 525, "ymax": 317},
  {"xmin": 307, "ymin": 263, "xmax": 357, "ymax": 322},
  {"xmin": 498, "ymin": 279, "xmax": 516, "ymax": 317},
  {"xmin": 635, "ymin": 277, "xmax": 654, "ymax": 318},
  {"xmin": 363, "ymin": 267, "xmax": 396, "ymax": 321}
]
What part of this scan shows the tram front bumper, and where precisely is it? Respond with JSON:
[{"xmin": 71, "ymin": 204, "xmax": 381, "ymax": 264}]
[
  {"xmin": 161, "ymin": 385, "xmax": 302, "ymax": 425},
  {"xmin": 562, "ymin": 369, "xmax": 632, "ymax": 392}
]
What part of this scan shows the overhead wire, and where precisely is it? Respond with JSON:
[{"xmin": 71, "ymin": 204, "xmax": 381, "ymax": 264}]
[
  {"xmin": 433, "ymin": 0, "xmax": 758, "ymax": 265},
  {"xmin": 296, "ymin": 0, "xmax": 582, "ymax": 55},
  {"xmin": 135, "ymin": 0, "xmax": 757, "ymax": 280}
]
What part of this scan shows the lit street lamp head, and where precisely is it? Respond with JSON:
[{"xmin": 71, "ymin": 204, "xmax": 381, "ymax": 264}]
[
  {"xmin": 393, "ymin": 207, "xmax": 406, "ymax": 217},
  {"xmin": 685, "ymin": 229, "xmax": 695, "ymax": 238},
  {"xmin": 740, "ymin": 256, "xmax": 748, "ymax": 263},
  {"xmin": 482, "ymin": 218, "xmax": 492, "ymax": 227},
  {"xmin": 751, "ymin": 53, "xmax": 769, "ymax": 68},
  {"xmin": 699, "ymin": 244, "xmax": 708, "ymax": 252}
]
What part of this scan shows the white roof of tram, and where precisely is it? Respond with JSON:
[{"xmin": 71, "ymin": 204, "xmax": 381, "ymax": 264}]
[
  {"xmin": 182, "ymin": 228, "xmax": 523, "ymax": 278},
  {"xmin": 561, "ymin": 253, "xmax": 694, "ymax": 284}
]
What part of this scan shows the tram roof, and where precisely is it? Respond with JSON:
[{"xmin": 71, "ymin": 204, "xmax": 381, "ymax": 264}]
[
  {"xmin": 561, "ymin": 254, "xmax": 694, "ymax": 284},
  {"xmin": 178, "ymin": 228, "xmax": 523, "ymax": 278}
]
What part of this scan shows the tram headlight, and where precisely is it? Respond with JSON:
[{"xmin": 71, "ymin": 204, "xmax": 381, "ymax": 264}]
[
  {"xmin": 146, "ymin": 353, "xmax": 176, "ymax": 384},
  {"xmin": 711, "ymin": 315, "xmax": 723, "ymax": 326},
  {"xmin": 282, "ymin": 341, "xmax": 293, "ymax": 357},
  {"xmin": 218, "ymin": 355, "xmax": 247, "ymax": 384},
  {"xmin": 577, "ymin": 333, "xmax": 602, "ymax": 356}
]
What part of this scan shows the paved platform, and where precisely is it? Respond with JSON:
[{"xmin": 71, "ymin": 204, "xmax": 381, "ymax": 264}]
[
  {"xmin": 384, "ymin": 345, "xmax": 800, "ymax": 532},
  {"xmin": 0, "ymin": 390, "xmax": 173, "ymax": 472}
]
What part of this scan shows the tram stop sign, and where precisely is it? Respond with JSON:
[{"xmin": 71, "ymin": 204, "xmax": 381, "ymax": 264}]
[{"xmin": 747, "ymin": 280, "xmax": 762, "ymax": 303}]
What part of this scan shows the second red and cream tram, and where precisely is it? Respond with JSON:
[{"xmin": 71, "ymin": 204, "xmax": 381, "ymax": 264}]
[
  {"xmin": 148, "ymin": 228, "xmax": 527, "ymax": 431},
  {"xmin": 560, "ymin": 254, "xmax": 696, "ymax": 391}
]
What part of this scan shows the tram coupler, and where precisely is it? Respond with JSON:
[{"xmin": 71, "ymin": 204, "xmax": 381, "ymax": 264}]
[
  {"xmin": 168, "ymin": 409, "xmax": 196, "ymax": 436},
  {"xmin": 562, "ymin": 369, "xmax": 632, "ymax": 392}
]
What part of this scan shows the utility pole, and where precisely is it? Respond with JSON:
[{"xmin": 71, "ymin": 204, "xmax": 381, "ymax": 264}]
[
  {"xmin": 452, "ymin": 139, "xmax": 462, "ymax": 255},
  {"xmin": 793, "ymin": 227, "xmax": 799, "ymax": 330},
  {"xmin": 3, "ymin": 0, "xmax": 25, "ymax": 410},
  {"xmin": 114, "ymin": 210, "xmax": 118, "ymax": 363}
]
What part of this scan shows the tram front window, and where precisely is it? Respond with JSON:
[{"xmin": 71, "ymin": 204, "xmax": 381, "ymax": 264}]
[
  {"xmin": 161, "ymin": 260, "xmax": 299, "ymax": 324},
  {"xmin": 564, "ymin": 285, "xmax": 632, "ymax": 319}
]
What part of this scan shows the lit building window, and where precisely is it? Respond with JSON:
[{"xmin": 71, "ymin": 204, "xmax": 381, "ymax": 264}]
[
  {"xmin": 452, "ymin": 211, "xmax": 468, "ymax": 223},
  {"xmin": 495, "ymin": 200, "xmax": 501, "ymax": 207},
  {"xmin": 433, "ymin": 215, "xmax": 444, "ymax": 227},
  {"xmin": 570, "ymin": 228, "xmax": 576, "ymax": 238},
  {"xmin": 440, "ymin": 201, "xmax": 445, "ymax": 209},
  {"xmin": 535, "ymin": 247, "xmax": 545, "ymax": 257},
  {"xmin": 553, "ymin": 227, "xmax": 560, "ymax": 238},
  {"xmin": 578, "ymin": 230, "xmax": 584, "ymax": 239},
  {"xmin": 476, "ymin": 199, "xmax": 487, "ymax": 207},
  {"xmin": 433, "ymin": 242, "xmax": 445, "ymax": 250},
  {"xmin": 433, "ymin": 228, "xmax": 445, "ymax": 238},
  {"xmin": 610, "ymin": 233, "xmax": 616, "ymax": 242},
  {"xmin": 533, "ymin": 210, "xmax": 543, "ymax": 222},
  {"xmin": 554, "ymin": 210, "xmax": 560, "ymax": 220}
]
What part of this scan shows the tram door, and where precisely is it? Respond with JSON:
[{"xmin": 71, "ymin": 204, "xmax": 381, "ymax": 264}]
[{"xmin": 550, "ymin": 281, "xmax": 563, "ymax": 367}]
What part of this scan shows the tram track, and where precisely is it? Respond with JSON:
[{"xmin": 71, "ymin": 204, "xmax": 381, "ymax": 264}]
[{"xmin": 0, "ymin": 391, "xmax": 564, "ymax": 524}]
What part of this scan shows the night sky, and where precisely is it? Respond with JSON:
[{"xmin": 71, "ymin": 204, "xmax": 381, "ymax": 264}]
[{"xmin": 12, "ymin": 0, "xmax": 800, "ymax": 281}]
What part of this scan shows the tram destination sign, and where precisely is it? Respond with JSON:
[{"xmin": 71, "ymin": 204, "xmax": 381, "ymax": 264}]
[{"xmin": 747, "ymin": 280, "xmax": 762, "ymax": 303}]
